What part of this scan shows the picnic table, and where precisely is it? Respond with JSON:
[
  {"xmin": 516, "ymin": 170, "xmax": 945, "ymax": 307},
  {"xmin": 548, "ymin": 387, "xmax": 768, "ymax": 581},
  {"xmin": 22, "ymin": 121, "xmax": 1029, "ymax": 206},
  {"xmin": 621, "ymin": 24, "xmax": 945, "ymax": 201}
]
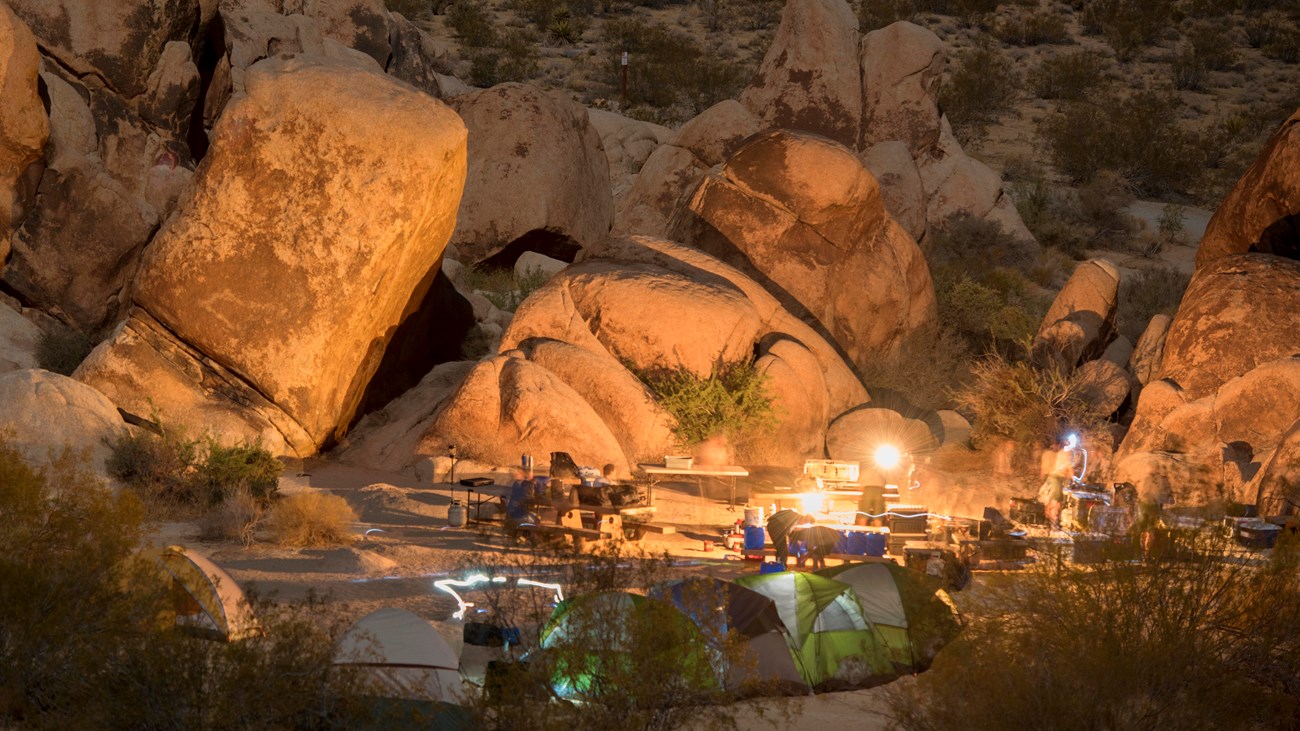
[
  {"xmin": 637, "ymin": 463, "xmax": 749, "ymax": 507},
  {"xmin": 516, "ymin": 504, "xmax": 674, "ymax": 548}
]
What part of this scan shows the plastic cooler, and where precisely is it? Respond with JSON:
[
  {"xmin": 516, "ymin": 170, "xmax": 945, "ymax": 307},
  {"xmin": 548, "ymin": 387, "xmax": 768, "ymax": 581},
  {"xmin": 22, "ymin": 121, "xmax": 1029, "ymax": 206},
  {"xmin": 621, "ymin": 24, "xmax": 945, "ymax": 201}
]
[
  {"xmin": 743, "ymin": 526, "xmax": 766, "ymax": 551},
  {"xmin": 834, "ymin": 531, "xmax": 869, "ymax": 555},
  {"xmin": 864, "ymin": 532, "xmax": 887, "ymax": 557},
  {"xmin": 759, "ymin": 561, "xmax": 786, "ymax": 574}
]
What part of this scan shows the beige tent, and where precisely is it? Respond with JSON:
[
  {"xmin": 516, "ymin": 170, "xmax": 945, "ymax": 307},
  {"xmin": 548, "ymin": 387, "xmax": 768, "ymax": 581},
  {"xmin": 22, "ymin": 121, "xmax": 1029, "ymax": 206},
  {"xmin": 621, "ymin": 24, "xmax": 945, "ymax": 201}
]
[
  {"xmin": 336, "ymin": 608, "xmax": 464, "ymax": 704},
  {"xmin": 155, "ymin": 545, "xmax": 261, "ymax": 641}
]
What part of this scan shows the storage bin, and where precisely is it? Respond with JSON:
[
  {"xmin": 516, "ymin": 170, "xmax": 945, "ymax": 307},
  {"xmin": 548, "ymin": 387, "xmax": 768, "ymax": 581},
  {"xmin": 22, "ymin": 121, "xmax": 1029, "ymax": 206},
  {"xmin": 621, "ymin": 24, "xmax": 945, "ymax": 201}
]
[
  {"xmin": 664, "ymin": 455, "xmax": 694, "ymax": 470},
  {"xmin": 760, "ymin": 561, "xmax": 786, "ymax": 574},
  {"xmin": 743, "ymin": 525, "xmax": 766, "ymax": 551}
]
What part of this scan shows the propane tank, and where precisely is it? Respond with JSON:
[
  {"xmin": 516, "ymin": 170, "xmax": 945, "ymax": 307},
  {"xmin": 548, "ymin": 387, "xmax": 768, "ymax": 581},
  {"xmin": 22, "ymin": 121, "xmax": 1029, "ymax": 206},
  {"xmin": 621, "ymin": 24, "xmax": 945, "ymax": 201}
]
[{"xmin": 447, "ymin": 500, "xmax": 468, "ymax": 528}]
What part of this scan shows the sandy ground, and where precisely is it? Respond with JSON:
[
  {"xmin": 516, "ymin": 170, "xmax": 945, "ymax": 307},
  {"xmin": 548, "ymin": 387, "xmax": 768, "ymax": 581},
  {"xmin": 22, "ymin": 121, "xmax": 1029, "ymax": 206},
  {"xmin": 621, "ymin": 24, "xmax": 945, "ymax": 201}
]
[{"xmin": 149, "ymin": 458, "xmax": 1021, "ymax": 727}]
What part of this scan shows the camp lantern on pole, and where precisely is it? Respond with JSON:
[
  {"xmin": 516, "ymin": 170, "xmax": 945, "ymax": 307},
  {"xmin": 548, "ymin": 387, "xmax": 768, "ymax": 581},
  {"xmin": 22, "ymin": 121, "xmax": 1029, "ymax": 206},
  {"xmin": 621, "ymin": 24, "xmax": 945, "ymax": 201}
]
[{"xmin": 621, "ymin": 51, "xmax": 628, "ymax": 108}]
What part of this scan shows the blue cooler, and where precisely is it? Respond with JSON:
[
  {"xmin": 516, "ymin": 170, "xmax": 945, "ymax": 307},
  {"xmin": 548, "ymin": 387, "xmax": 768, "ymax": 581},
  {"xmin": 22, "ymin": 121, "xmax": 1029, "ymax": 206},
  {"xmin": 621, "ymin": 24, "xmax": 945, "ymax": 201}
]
[
  {"xmin": 864, "ymin": 532, "xmax": 887, "ymax": 557},
  {"xmin": 837, "ymin": 531, "xmax": 869, "ymax": 555},
  {"xmin": 743, "ymin": 526, "xmax": 766, "ymax": 551},
  {"xmin": 759, "ymin": 561, "xmax": 786, "ymax": 574}
]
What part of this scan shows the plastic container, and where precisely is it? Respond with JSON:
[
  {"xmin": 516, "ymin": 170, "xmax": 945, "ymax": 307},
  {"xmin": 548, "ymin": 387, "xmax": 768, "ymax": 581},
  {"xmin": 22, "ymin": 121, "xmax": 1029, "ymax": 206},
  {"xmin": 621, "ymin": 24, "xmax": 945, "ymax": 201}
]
[
  {"xmin": 743, "ymin": 525, "xmax": 766, "ymax": 551},
  {"xmin": 759, "ymin": 561, "xmax": 786, "ymax": 574},
  {"xmin": 864, "ymin": 532, "xmax": 887, "ymax": 557},
  {"xmin": 836, "ymin": 532, "xmax": 869, "ymax": 555},
  {"xmin": 447, "ymin": 500, "xmax": 467, "ymax": 528},
  {"xmin": 664, "ymin": 455, "xmax": 694, "ymax": 470},
  {"xmin": 743, "ymin": 505, "xmax": 765, "ymax": 528}
]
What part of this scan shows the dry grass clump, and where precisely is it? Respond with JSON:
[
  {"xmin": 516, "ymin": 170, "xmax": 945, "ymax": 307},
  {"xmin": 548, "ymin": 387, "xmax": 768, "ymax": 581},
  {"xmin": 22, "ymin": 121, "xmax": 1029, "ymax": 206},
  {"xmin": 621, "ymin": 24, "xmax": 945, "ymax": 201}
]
[
  {"xmin": 198, "ymin": 488, "xmax": 268, "ymax": 546},
  {"xmin": 268, "ymin": 492, "xmax": 357, "ymax": 547}
]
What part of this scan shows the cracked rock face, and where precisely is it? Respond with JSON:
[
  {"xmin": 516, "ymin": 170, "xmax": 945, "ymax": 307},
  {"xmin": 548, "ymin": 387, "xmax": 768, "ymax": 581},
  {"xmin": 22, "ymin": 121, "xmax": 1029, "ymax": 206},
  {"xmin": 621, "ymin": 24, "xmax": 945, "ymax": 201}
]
[
  {"xmin": 0, "ymin": 2, "xmax": 47, "ymax": 252},
  {"xmin": 76, "ymin": 57, "xmax": 468, "ymax": 455}
]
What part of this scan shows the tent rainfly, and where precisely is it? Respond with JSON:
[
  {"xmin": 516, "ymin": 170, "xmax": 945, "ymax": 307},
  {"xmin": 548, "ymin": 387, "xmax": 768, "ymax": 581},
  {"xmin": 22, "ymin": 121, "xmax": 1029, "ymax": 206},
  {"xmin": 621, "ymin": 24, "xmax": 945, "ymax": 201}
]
[
  {"xmin": 155, "ymin": 545, "xmax": 260, "ymax": 641},
  {"xmin": 336, "ymin": 608, "xmax": 464, "ymax": 704},
  {"xmin": 817, "ymin": 563, "xmax": 963, "ymax": 671},
  {"xmin": 735, "ymin": 571, "xmax": 895, "ymax": 690}
]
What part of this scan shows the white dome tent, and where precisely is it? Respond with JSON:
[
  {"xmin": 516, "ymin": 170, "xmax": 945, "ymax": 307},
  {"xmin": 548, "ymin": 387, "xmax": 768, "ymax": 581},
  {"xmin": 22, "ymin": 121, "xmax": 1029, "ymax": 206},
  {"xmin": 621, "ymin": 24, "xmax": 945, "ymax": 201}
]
[{"xmin": 335, "ymin": 608, "xmax": 464, "ymax": 704}]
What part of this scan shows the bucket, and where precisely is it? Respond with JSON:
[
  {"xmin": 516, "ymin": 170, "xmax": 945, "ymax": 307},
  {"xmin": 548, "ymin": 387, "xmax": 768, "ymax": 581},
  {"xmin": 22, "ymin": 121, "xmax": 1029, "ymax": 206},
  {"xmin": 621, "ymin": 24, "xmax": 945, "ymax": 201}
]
[
  {"xmin": 447, "ymin": 500, "xmax": 467, "ymax": 528},
  {"xmin": 759, "ymin": 561, "xmax": 786, "ymax": 575},
  {"xmin": 864, "ymin": 532, "xmax": 887, "ymax": 557},
  {"xmin": 743, "ymin": 505, "xmax": 765, "ymax": 528},
  {"xmin": 743, "ymin": 525, "xmax": 766, "ymax": 551}
]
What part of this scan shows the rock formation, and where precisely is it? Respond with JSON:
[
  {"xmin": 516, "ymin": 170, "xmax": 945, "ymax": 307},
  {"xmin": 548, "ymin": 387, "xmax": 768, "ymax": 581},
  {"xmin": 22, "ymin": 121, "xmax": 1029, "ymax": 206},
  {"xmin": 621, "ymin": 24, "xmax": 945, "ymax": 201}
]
[
  {"xmin": 0, "ymin": 2, "xmax": 46, "ymax": 253},
  {"xmin": 76, "ymin": 57, "xmax": 467, "ymax": 455},
  {"xmin": 675, "ymin": 129, "xmax": 936, "ymax": 370},
  {"xmin": 1196, "ymin": 109, "xmax": 1299, "ymax": 269},
  {"xmin": 1032, "ymin": 259, "xmax": 1120, "ymax": 370},
  {"xmin": 450, "ymin": 84, "xmax": 612, "ymax": 267},
  {"xmin": 0, "ymin": 369, "xmax": 129, "ymax": 479}
]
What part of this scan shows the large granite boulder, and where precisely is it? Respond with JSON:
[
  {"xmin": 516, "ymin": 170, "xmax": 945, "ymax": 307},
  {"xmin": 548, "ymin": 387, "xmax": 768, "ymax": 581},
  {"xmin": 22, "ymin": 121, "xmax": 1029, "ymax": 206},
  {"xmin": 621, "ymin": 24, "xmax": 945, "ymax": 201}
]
[
  {"xmin": 450, "ymin": 84, "xmax": 612, "ymax": 266},
  {"xmin": 676, "ymin": 129, "xmax": 936, "ymax": 370},
  {"xmin": 751, "ymin": 336, "xmax": 832, "ymax": 465},
  {"xmin": 1032, "ymin": 259, "xmax": 1120, "ymax": 370},
  {"xmin": 76, "ymin": 57, "xmax": 467, "ymax": 454},
  {"xmin": 861, "ymin": 140, "xmax": 926, "ymax": 242},
  {"xmin": 1113, "ymin": 451, "xmax": 1219, "ymax": 505},
  {"xmin": 1130, "ymin": 314, "xmax": 1172, "ymax": 386},
  {"xmin": 0, "ymin": 3, "xmax": 46, "ymax": 250},
  {"xmin": 1196, "ymin": 109, "xmax": 1299, "ymax": 269},
  {"xmin": 916, "ymin": 119, "xmax": 1034, "ymax": 242},
  {"xmin": 0, "ymin": 302, "xmax": 39, "ymax": 373},
  {"xmin": 1157, "ymin": 254, "xmax": 1300, "ymax": 401},
  {"xmin": 615, "ymin": 100, "xmax": 761, "ymax": 238},
  {"xmin": 4, "ymin": 68, "xmax": 185, "ymax": 331},
  {"xmin": 859, "ymin": 21, "xmax": 944, "ymax": 156},
  {"xmin": 1251, "ymin": 419, "xmax": 1300, "ymax": 515},
  {"xmin": 738, "ymin": 0, "xmax": 862, "ymax": 149},
  {"xmin": 1076, "ymin": 358, "xmax": 1134, "ymax": 420},
  {"xmin": 589, "ymin": 108, "xmax": 672, "ymax": 201},
  {"xmin": 7, "ymin": 0, "xmax": 200, "ymax": 98},
  {"xmin": 0, "ymin": 369, "xmax": 129, "ymax": 478},
  {"xmin": 419, "ymin": 354, "xmax": 631, "ymax": 475},
  {"xmin": 825, "ymin": 405, "xmax": 941, "ymax": 475}
]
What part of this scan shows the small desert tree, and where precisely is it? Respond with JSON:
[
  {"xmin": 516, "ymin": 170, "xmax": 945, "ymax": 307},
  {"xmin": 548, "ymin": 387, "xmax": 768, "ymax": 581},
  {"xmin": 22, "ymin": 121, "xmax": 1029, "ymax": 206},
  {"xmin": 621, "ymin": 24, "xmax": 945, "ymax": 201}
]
[{"xmin": 637, "ymin": 357, "xmax": 777, "ymax": 451}]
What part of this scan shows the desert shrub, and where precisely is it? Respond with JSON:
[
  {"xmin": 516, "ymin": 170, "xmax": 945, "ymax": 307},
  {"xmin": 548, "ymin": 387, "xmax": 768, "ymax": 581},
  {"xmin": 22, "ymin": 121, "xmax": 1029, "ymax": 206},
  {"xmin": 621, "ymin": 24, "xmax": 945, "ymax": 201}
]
[
  {"xmin": 858, "ymin": 0, "xmax": 920, "ymax": 29},
  {"xmin": 1075, "ymin": 171, "xmax": 1140, "ymax": 245},
  {"xmin": 447, "ymin": 1, "xmax": 497, "ymax": 47},
  {"xmin": 459, "ymin": 323, "xmax": 498, "ymax": 360},
  {"xmin": 1080, "ymin": 0, "xmax": 1176, "ymax": 60},
  {"xmin": 953, "ymin": 342, "xmax": 1109, "ymax": 461},
  {"xmin": 1038, "ymin": 88, "xmax": 1202, "ymax": 196},
  {"xmin": 1243, "ymin": 9, "xmax": 1289, "ymax": 47},
  {"xmin": 1117, "ymin": 267, "xmax": 1190, "ymax": 342},
  {"xmin": 599, "ymin": 18, "xmax": 748, "ymax": 121},
  {"xmin": 638, "ymin": 358, "xmax": 776, "ymax": 448},
  {"xmin": 385, "ymin": 0, "xmax": 431, "ymax": 17},
  {"xmin": 199, "ymin": 487, "xmax": 267, "ymax": 546},
  {"xmin": 993, "ymin": 8, "xmax": 1071, "ymax": 45},
  {"xmin": 35, "ymin": 326, "xmax": 94, "ymax": 376},
  {"xmin": 268, "ymin": 492, "xmax": 357, "ymax": 547},
  {"xmin": 0, "ymin": 440, "xmax": 380, "ymax": 728},
  {"xmin": 108, "ymin": 424, "xmax": 282, "ymax": 511},
  {"xmin": 1028, "ymin": 49, "xmax": 1112, "ymax": 99},
  {"xmin": 940, "ymin": 38, "xmax": 1020, "ymax": 144},
  {"xmin": 888, "ymin": 531, "xmax": 1300, "ymax": 730},
  {"xmin": 1262, "ymin": 25, "xmax": 1300, "ymax": 63},
  {"xmin": 860, "ymin": 325, "xmax": 973, "ymax": 411},
  {"xmin": 467, "ymin": 28, "xmax": 543, "ymax": 86},
  {"xmin": 546, "ymin": 7, "xmax": 588, "ymax": 44},
  {"xmin": 465, "ymin": 265, "xmax": 549, "ymax": 311}
]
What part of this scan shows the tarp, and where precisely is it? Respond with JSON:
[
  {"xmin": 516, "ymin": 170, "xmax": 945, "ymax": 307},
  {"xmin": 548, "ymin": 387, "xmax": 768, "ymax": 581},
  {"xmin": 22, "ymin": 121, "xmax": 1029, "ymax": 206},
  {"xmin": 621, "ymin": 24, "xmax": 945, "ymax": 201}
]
[
  {"xmin": 336, "ymin": 608, "xmax": 463, "ymax": 704},
  {"xmin": 735, "ymin": 572, "xmax": 893, "ymax": 689},
  {"xmin": 156, "ymin": 545, "xmax": 259, "ymax": 641}
]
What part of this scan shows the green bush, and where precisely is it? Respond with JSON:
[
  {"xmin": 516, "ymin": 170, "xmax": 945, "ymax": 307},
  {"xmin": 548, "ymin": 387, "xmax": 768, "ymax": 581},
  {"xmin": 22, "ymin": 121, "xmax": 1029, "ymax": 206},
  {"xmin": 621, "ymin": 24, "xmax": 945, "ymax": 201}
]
[
  {"xmin": 638, "ymin": 358, "xmax": 776, "ymax": 448},
  {"xmin": 467, "ymin": 28, "xmax": 542, "ymax": 86},
  {"xmin": 36, "ymin": 326, "xmax": 94, "ymax": 376},
  {"xmin": 108, "ymin": 423, "xmax": 282, "ymax": 511},
  {"xmin": 940, "ymin": 38, "xmax": 1020, "ymax": 144},
  {"xmin": 952, "ymin": 343, "xmax": 1108, "ymax": 461},
  {"xmin": 993, "ymin": 9, "xmax": 1071, "ymax": 45},
  {"xmin": 859, "ymin": 324, "xmax": 972, "ymax": 411},
  {"xmin": 465, "ymin": 265, "xmax": 549, "ymax": 312},
  {"xmin": 1080, "ymin": 0, "xmax": 1177, "ymax": 61},
  {"xmin": 887, "ymin": 531, "xmax": 1300, "ymax": 730},
  {"xmin": 447, "ymin": 1, "xmax": 497, "ymax": 47},
  {"xmin": 599, "ymin": 18, "xmax": 748, "ymax": 122},
  {"xmin": 1038, "ymin": 88, "xmax": 1202, "ymax": 196},
  {"xmin": 1028, "ymin": 50, "xmax": 1112, "ymax": 100}
]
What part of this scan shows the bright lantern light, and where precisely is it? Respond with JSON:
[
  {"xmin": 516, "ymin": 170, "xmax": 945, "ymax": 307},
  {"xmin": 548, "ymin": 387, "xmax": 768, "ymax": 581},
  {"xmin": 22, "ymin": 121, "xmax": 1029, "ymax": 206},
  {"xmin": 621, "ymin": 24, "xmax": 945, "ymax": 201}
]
[
  {"xmin": 800, "ymin": 492, "xmax": 824, "ymax": 514},
  {"xmin": 875, "ymin": 444, "xmax": 902, "ymax": 470}
]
